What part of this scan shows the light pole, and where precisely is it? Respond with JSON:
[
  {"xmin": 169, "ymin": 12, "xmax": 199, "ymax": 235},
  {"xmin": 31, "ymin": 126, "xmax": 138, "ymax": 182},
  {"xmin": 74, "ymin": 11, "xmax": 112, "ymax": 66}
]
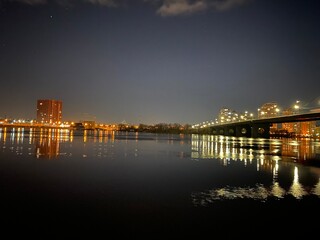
[{"xmin": 294, "ymin": 100, "xmax": 300, "ymax": 114}]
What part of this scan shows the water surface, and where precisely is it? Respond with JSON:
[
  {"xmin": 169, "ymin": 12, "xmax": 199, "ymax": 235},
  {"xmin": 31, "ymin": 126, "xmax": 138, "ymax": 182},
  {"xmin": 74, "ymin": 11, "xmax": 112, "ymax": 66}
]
[{"xmin": 1, "ymin": 128, "xmax": 319, "ymax": 237}]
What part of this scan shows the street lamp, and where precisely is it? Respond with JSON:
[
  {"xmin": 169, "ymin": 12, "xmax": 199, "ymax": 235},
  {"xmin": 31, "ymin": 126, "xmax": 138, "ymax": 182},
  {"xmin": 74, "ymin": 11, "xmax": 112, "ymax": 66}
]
[{"xmin": 294, "ymin": 100, "xmax": 300, "ymax": 114}]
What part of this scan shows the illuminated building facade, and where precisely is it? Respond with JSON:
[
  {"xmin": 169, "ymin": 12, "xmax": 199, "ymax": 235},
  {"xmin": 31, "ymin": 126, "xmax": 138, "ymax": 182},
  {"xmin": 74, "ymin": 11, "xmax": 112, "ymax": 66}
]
[
  {"xmin": 218, "ymin": 107, "xmax": 238, "ymax": 123},
  {"xmin": 281, "ymin": 107, "xmax": 295, "ymax": 133},
  {"xmin": 280, "ymin": 107, "xmax": 316, "ymax": 137},
  {"xmin": 258, "ymin": 102, "xmax": 280, "ymax": 119},
  {"xmin": 36, "ymin": 99, "xmax": 62, "ymax": 124},
  {"xmin": 82, "ymin": 120, "xmax": 96, "ymax": 130},
  {"xmin": 257, "ymin": 102, "xmax": 280, "ymax": 131}
]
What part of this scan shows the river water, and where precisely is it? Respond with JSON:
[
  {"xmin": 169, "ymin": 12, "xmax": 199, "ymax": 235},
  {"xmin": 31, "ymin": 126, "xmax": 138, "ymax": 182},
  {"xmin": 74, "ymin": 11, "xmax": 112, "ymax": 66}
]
[{"xmin": 1, "ymin": 127, "xmax": 320, "ymax": 238}]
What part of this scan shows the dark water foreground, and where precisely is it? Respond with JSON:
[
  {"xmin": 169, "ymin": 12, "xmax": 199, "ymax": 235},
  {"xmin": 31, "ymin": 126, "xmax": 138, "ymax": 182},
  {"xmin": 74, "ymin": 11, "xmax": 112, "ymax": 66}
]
[{"xmin": 0, "ymin": 128, "xmax": 319, "ymax": 238}]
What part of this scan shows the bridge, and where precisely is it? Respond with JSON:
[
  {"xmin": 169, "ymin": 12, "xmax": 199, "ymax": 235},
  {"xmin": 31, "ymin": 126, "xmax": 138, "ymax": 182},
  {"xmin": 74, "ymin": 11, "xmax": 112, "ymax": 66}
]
[{"xmin": 193, "ymin": 111, "xmax": 320, "ymax": 138}]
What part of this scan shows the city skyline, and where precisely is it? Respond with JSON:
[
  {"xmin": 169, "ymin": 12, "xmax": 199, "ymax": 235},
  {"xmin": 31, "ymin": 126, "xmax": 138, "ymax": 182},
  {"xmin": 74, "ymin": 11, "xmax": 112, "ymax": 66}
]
[
  {"xmin": 1, "ymin": 0, "xmax": 320, "ymax": 124},
  {"xmin": 0, "ymin": 96, "xmax": 319, "ymax": 125}
]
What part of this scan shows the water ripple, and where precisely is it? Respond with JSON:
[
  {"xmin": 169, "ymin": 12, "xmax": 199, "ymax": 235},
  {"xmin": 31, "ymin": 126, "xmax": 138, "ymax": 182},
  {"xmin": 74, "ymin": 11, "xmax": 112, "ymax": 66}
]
[{"xmin": 191, "ymin": 182, "xmax": 319, "ymax": 206}]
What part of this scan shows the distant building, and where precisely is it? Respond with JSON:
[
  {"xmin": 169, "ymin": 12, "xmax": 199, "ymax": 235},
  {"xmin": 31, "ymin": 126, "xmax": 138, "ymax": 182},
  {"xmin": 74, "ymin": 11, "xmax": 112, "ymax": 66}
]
[
  {"xmin": 281, "ymin": 107, "xmax": 295, "ymax": 133},
  {"xmin": 82, "ymin": 120, "xmax": 96, "ymax": 130},
  {"xmin": 218, "ymin": 107, "xmax": 238, "ymax": 123},
  {"xmin": 258, "ymin": 102, "xmax": 280, "ymax": 119},
  {"xmin": 258, "ymin": 102, "xmax": 280, "ymax": 131},
  {"xmin": 280, "ymin": 107, "xmax": 316, "ymax": 137},
  {"xmin": 36, "ymin": 99, "xmax": 62, "ymax": 124}
]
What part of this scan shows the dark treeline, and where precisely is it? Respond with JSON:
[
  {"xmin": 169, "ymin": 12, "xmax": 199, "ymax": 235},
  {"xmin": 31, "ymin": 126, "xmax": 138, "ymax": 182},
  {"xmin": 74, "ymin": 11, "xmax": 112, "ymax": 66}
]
[{"xmin": 118, "ymin": 123, "xmax": 195, "ymax": 134}]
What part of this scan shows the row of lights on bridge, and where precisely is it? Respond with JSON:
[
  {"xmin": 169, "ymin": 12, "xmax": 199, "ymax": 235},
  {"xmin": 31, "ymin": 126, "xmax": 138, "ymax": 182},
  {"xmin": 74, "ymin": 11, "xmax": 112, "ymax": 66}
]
[{"xmin": 192, "ymin": 100, "xmax": 301, "ymax": 129}]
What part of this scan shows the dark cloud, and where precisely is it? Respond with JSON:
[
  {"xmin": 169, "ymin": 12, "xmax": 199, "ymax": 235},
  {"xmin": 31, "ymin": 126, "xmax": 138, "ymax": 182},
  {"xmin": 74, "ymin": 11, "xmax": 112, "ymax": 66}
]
[
  {"xmin": 84, "ymin": 0, "xmax": 117, "ymax": 7},
  {"xmin": 7, "ymin": 0, "xmax": 47, "ymax": 4},
  {"xmin": 210, "ymin": 0, "xmax": 253, "ymax": 11},
  {"xmin": 156, "ymin": 0, "xmax": 207, "ymax": 16},
  {"xmin": 2, "ymin": 0, "xmax": 118, "ymax": 6},
  {"xmin": 2, "ymin": 0, "xmax": 253, "ymax": 15},
  {"xmin": 145, "ymin": 0, "xmax": 253, "ymax": 16}
]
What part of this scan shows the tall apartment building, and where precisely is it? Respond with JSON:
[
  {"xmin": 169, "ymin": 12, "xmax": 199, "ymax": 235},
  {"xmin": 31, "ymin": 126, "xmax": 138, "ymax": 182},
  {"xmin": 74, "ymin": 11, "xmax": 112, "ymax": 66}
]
[
  {"xmin": 258, "ymin": 102, "xmax": 280, "ymax": 119},
  {"xmin": 218, "ymin": 107, "xmax": 238, "ymax": 123},
  {"xmin": 36, "ymin": 99, "xmax": 62, "ymax": 124}
]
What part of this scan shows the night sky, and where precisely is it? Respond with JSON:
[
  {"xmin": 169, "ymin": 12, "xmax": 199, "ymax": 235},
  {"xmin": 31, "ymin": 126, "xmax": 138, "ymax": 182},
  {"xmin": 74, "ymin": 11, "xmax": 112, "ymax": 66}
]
[{"xmin": 0, "ymin": 0, "xmax": 319, "ymax": 124}]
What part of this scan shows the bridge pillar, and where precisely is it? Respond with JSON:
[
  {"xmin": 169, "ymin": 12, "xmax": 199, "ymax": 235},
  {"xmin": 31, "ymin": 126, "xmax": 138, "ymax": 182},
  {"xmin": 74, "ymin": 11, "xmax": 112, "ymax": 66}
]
[
  {"xmin": 251, "ymin": 123, "xmax": 270, "ymax": 138},
  {"xmin": 212, "ymin": 127, "xmax": 218, "ymax": 135},
  {"xmin": 218, "ymin": 127, "xmax": 225, "ymax": 135}
]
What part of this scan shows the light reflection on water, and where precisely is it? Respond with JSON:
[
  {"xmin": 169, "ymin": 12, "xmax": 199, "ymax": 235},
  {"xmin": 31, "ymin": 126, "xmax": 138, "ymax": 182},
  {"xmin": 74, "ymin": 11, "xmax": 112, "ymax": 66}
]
[
  {"xmin": 1, "ymin": 127, "xmax": 320, "ymax": 205},
  {"xmin": 0, "ymin": 127, "xmax": 189, "ymax": 159},
  {"xmin": 191, "ymin": 165, "xmax": 320, "ymax": 207},
  {"xmin": 191, "ymin": 134, "xmax": 320, "ymax": 164},
  {"xmin": 191, "ymin": 134, "xmax": 320, "ymax": 205}
]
